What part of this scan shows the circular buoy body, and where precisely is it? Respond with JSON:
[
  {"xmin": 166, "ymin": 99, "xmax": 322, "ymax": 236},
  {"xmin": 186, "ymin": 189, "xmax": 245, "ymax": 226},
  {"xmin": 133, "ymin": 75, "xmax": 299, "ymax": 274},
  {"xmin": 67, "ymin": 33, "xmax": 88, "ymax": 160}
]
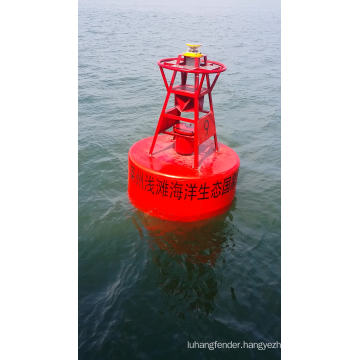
[{"xmin": 128, "ymin": 135, "xmax": 239, "ymax": 222}]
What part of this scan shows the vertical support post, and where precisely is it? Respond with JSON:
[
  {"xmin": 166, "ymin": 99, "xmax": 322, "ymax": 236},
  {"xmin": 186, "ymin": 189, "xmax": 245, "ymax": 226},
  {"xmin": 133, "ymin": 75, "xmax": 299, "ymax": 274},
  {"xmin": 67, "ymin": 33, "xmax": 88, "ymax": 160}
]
[
  {"xmin": 194, "ymin": 91, "xmax": 199, "ymax": 169},
  {"xmin": 194, "ymin": 73, "xmax": 199, "ymax": 91},
  {"xmin": 206, "ymin": 74, "xmax": 219, "ymax": 151},
  {"xmin": 149, "ymin": 69, "xmax": 177, "ymax": 155},
  {"xmin": 193, "ymin": 74, "xmax": 205, "ymax": 169}
]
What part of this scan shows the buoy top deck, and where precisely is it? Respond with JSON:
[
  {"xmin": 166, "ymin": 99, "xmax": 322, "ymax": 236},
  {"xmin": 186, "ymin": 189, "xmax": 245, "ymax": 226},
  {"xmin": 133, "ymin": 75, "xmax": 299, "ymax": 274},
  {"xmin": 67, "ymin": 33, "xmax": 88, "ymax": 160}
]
[
  {"xmin": 158, "ymin": 45, "xmax": 226, "ymax": 74},
  {"xmin": 158, "ymin": 58, "xmax": 226, "ymax": 74}
]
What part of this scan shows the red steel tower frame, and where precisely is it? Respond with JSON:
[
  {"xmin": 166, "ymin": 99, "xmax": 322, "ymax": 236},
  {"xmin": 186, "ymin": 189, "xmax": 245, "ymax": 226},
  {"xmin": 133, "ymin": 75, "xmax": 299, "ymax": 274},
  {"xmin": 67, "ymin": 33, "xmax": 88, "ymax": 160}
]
[{"xmin": 149, "ymin": 52, "xmax": 226, "ymax": 169}]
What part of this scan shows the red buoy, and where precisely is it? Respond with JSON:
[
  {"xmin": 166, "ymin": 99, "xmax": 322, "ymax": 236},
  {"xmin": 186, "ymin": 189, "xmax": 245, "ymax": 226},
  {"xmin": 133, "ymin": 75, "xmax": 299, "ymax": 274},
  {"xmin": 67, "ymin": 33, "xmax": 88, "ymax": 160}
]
[{"xmin": 128, "ymin": 44, "xmax": 240, "ymax": 222}]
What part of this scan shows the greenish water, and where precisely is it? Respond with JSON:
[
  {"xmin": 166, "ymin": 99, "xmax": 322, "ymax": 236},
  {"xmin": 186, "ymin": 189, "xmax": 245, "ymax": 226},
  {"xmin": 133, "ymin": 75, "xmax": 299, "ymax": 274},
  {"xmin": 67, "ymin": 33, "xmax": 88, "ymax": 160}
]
[{"xmin": 79, "ymin": 0, "xmax": 280, "ymax": 359}]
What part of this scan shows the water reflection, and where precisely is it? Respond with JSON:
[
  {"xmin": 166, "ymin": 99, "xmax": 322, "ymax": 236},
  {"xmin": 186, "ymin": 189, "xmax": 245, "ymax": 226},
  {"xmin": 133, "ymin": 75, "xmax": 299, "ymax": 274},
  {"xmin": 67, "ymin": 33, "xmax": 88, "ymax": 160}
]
[
  {"xmin": 132, "ymin": 210, "xmax": 233, "ymax": 316},
  {"xmin": 133, "ymin": 210, "xmax": 232, "ymax": 265}
]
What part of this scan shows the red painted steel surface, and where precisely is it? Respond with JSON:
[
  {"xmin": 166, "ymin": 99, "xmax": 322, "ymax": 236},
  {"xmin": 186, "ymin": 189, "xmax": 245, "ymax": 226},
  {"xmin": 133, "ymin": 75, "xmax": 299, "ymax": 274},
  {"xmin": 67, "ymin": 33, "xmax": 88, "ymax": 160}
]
[
  {"xmin": 174, "ymin": 123, "xmax": 194, "ymax": 155},
  {"xmin": 158, "ymin": 57, "xmax": 227, "ymax": 74},
  {"xmin": 128, "ymin": 135, "xmax": 240, "ymax": 222},
  {"xmin": 149, "ymin": 53, "xmax": 226, "ymax": 169},
  {"xmin": 127, "ymin": 48, "xmax": 239, "ymax": 221}
]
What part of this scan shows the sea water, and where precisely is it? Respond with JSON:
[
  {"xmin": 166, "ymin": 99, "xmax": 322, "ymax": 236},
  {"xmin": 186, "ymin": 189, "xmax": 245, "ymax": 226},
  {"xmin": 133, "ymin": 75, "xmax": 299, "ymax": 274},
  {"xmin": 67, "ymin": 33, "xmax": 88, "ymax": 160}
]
[{"xmin": 79, "ymin": 0, "xmax": 280, "ymax": 359}]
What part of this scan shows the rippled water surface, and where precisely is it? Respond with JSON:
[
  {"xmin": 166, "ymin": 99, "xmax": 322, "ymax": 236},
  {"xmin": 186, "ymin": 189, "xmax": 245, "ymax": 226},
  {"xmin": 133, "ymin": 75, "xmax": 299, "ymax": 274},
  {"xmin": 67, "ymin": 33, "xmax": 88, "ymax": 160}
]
[{"xmin": 79, "ymin": 0, "xmax": 280, "ymax": 359}]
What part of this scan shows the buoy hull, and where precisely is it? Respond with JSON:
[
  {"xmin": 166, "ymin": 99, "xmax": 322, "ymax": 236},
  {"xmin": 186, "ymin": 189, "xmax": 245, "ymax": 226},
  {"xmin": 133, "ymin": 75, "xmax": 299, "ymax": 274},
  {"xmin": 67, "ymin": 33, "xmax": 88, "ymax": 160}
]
[{"xmin": 128, "ymin": 135, "xmax": 239, "ymax": 222}]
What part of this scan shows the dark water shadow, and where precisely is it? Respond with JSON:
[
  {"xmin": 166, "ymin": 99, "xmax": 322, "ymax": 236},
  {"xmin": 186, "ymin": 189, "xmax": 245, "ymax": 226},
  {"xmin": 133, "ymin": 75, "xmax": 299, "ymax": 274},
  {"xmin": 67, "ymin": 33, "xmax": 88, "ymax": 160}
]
[{"xmin": 131, "ymin": 206, "xmax": 236, "ymax": 317}]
